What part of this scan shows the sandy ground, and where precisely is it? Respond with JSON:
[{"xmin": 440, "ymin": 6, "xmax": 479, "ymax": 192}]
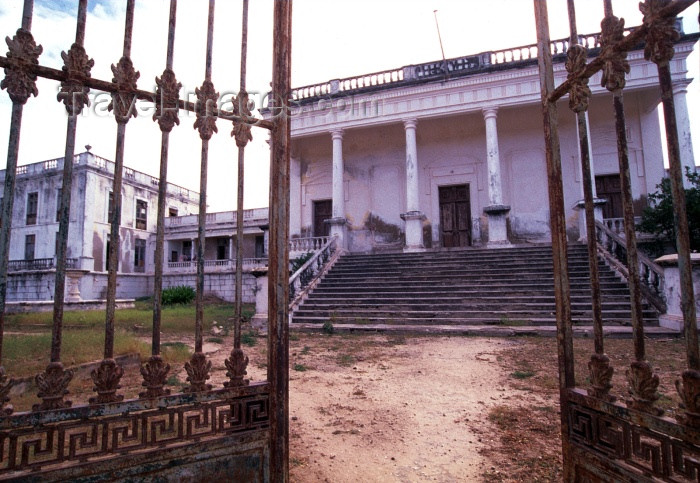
[
  {"xmin": 287, "ymin": 336, "xmax": 515, "ymax": 483},
  {"xmin": 163, "ymin": 333, "xmax": 519, "ymax": 482}
]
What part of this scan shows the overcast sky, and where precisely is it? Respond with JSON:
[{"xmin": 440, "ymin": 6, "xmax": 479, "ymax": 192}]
[{"xmin": 0, "ymin": 0, "xmax": 697, "ymax": 211}]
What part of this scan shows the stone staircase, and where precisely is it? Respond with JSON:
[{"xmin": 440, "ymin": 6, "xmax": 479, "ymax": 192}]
[{"xmin": 291, "ymin": 244, "xmax": 661, "ymax": 329}]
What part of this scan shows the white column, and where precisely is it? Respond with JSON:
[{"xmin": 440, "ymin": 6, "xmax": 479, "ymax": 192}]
[
  {"xmin": 229, "ymin": 235, "xmax": 234, "ymax": 260},
  {"xmin": 401, "ymin": 119, "xmax": 425, "ymax": 251},
  {"xmin": 574, "ymin": 111, "xmax": 606, "ymax": 241},
  {"xmin": 328, "ymin": 129, "xmax": 348, "ymax": 249},
  {"xmin": 672, "ymin": 82, "xmax": 697, "ymax": 188},
  {"xmin": 482, "ymin": 108, "xmax": 510, "ymax": 246},
  {"xmin": 290, "ymin": 156, "xmax": 302, "ymax": 237},
  {"xmin": 331, "ymin": 130, "xmax": 345, "ymax": 218}
]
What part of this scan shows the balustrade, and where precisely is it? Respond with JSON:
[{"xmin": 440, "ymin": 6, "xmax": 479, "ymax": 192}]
[
  {"xmin": 595, "ymin": 221, "xmax": 665, "ymax": 309},
  {"xmin": 288, "ymin": 236, "xmax": 336, "ymax": 304}
]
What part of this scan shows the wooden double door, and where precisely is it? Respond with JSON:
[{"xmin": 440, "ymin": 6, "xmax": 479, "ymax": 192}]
[{"xmin": 439, "ymin": 184, "xmax": 471, "ymax": 248}]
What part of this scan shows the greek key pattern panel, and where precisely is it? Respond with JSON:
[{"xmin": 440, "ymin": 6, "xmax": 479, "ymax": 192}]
[
  {"xmin": 569, "ymin": 402, "xmax": 700, "ymax": 482},
  {"xmin": 0, "ymin": 393, "xmax": 268, "ymax": 473}
]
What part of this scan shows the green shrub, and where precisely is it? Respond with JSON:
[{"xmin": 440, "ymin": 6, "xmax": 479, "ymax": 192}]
[
  {"xmin": 290, "ymin": 251, "xmax": 314, "ymax": 274},
  {"xmin": 162, "ymin": 285, "xmax": 195, "ymax": 305}
]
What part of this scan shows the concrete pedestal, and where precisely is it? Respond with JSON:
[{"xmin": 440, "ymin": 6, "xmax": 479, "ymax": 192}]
[
  {"xmin": 250, "ymin": 269, "xmax": 268, "ymax": 335},
  {"xmin": 326, "ymin": 217, "xmax": 348, "ymax": 250},
  {"xmin": 655, "ymin": 253, "xmax": 700, "ymax": 331},
  {"xmin": 401, "ymin": 211, "xmax": 425, "ymax": 252},
  {"xmin": 574, "ymin": 198, "xmax": 606, "ymax": 241},
  {"xmin": 483, "ymin": 204, "xmax": 511, "ymax": 246},
  {"xmin": 65, "ymin": 269, "xmax": 89, "ymax": 302}
]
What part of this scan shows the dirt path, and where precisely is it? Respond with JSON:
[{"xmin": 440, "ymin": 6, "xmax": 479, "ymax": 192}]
[{"xmin": 284, "ymin": 335, "xmax": 516, "ymax": 482}]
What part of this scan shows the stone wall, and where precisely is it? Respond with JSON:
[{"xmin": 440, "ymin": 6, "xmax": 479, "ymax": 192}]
[{"xmin": 7, "ymin": 270, "xmax": 257, "ymax": 305}]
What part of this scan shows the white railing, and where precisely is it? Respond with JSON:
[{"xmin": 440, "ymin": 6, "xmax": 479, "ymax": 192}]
[
  {"xmin": 165, "ymin": 207, "xmax": 269, "ymax": 228},
  {"xmin": 166, "ymin": 258, "xmax": 268, "ymax": 272},
  {"xmin": 288, "ymin": 236, "xmax": 338, "ymax": 306},
  {"xmin": 595, "ymin": 220, "xmax": 666, "ymax": 313},
  {"xmin": 288, "ymin": 236, "xmax": 329, "ymax": 254}
]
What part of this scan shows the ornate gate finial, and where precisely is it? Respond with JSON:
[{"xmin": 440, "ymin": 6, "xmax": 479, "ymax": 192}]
[
  {"xmin": 564, "ymin": 44, "xmax": 591, "ymax": 113},
  {"xmin": 231, "ymin": 89, "xmax": 253, "ymax": 148},
  {"xmin": 184, "ymin": 352, "xmax": 212, "ymax": 392},
  {"xmin": 0, "ymin": 367, "xmax": 15, "ymax": 415},
  {"xmin": 57, "ymin": 43, "xmax": 94, "ymax": 115},
  {"xmin": 599, "ymin": 14, "xmax": 630, "ymax": 92},
  {"xmin": 154, "ymin": 68, "xmax": 181, "ymax": 132},
  {"xmin": 1, "ymin": 28, "xmax": 42, "ymax": 104},
  {"xmin": 676, "ymin": 369, "xmax": 700, "ymax": 428},
  {"xmin": 34, "ymin": 362, "xmax": 73, "ymax": 411},
  {"xmin": 139, "ymin": 355, "xmax": 171, "ymax": 399},
  {"xmin": 194, "ymin": 80, "xmax": 219, "ymax": 140},
  {"xmin": 108, "ymin": 56, "xmax": 140, "ymax": 124},
  {"xmin": 588, "ymin": 353, "xmax": 615, "ymax": 401},
  {"xmin": 89, "ymin": 358, "xmax": 124, "ymax": 404},
  {"xmin": 626, "ymin": 360, "xmax": 662, "ymax": 415},
  {"xmin": 640, "ymin": 0, "xmax": 679, "ymax": 66},
  {"xmin": 224, "ymin": 347, "xmax": 250, "ymax": 388}
]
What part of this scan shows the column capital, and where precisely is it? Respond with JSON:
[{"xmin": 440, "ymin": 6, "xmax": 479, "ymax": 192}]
[
  {"xmin": 482, "ymin": 107, "xmax": 498, "ymax": 121},
  {"xmin": 403, "ymin": 118, "xmax": 418, "ymax": 130},
  {"xmin": 672, "ymin": 80, "xmax": 691, "ymax": 96},
  {"xmin": 330, "ymin": 128, "xmax": 344, "ymax": 141}
]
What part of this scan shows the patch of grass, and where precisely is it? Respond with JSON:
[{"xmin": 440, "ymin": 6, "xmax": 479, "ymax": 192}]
[
  {"xmin": 241, "ymin": 330, "xmax": 257, "ymax": 347},
  {"xmin": 511, "ymin": 370, "xmax": 536, "ymax": 379},
  {"xmin": 5, "ymin": 303, "xmax": 250, "ymax": 335},
  {"xmin": 293, "ymin": 363, "xmax": 308, "ymax": 372},
  {"xmin": 300, "ymin": 346, "xmax": 311, "ymax": 355},
  {"xmin": 161, "ymin": 342, "xmax": 191, "ymax": 363},
  {"xmin": 206, "ymin": 336, "xmax": 224, "ymax": 344},
  {"xmin": 289, "ymin": 332, "xmax": 300, "ymax": 341},
  {"xmin": 162, "ymin": 285, "xmax": 195, "ymax": 305},
  {"xmin": 322, "ymin": 320, "xmax": 335, "ymax": 335},
  {"xmin": 3, "ymin": 330, "xmax": 149, "ymax": 377}
]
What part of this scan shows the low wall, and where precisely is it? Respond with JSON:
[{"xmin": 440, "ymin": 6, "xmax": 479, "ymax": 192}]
[{"xmin": 7, "ymin": 270, "xmax": 257, "ymax": 305}]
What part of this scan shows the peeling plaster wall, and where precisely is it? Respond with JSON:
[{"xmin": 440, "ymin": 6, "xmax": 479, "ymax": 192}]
[{"xmin": 290, "ymin": 89, "xmax": 662, "ymax": 250}]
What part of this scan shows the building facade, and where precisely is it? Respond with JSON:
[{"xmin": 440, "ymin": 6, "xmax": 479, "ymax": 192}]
[
  {"xmin": 0, "ymin": 151, "xmax": 268, "ymax": 303},
  {"xmin": 286, "ymin": 27, "xmax": 698, "ymax": 252}
]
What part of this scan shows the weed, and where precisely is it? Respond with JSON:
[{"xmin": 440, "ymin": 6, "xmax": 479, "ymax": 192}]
[
  {"xmin": 165, "ymin": 375, "xmax": 187, "ymax": 387},
  {"xmin": 161, "ymin": 342, "xmax": 192, "ymax": 363},
  {"xmin": 293, "ymin": 363, "xmax": 308, "ymax": 372},
  {"xmin": 241, "ymin": 330, "xmax": 257, "ymax": 347},
  {"xmin": 290, "ymin": 332, "xmax": 300, "ymax": 341},
  {"xmin": 300, "ymin": 346, "xmax": 311, "ymax": 355},
  {"xmin": 322, "ymin": 320, "xmax": 335, "ymax": 335},
  {"xmin": 511, "ymin": 370, "xmax": 536, "ymax": 379},
  {"xmin": 206, "ymin": 336, "xmax": 224, "ymax": 344}
]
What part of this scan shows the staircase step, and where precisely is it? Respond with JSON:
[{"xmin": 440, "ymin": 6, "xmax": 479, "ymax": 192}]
[{"xmin": 290, "ymin": 243, "xmax": 661, "ymax": 329}]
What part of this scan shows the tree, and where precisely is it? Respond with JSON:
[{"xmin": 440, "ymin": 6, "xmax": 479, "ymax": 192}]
[{"xmin": 637, "ymin": 169, "xmax": 700, "ymax": 252}]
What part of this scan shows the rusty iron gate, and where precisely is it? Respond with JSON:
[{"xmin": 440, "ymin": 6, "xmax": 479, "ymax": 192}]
[
  {"xmin": 0, "ymin": 0, "xmax": 292, "ymax": 480},
  {"xmin": 535, "ymin": 0, "xmax": 699, "ymax": 480}
]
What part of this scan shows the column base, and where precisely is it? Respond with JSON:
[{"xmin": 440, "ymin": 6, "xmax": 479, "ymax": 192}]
[
  {"xmin": 326, "ymin": 217, "xmax": 348, "ymax": 250},
  {"xmin": 483, "ymin": 204, "xmax": 510, "ymax": 246},
  {"xmin": 574, "ymin": 198, "xmax": 607, "ymax": 241},
  {"xmin": 401, "ymin": 211, "xmax": 425, "ymax": 251}
]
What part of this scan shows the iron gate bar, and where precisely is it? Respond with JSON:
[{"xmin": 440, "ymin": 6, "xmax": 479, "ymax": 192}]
[
  {"xmin": 143, "ymin": 0, "xmax": 180, "ymax": 400},
  {"xmin": 534, "ymin": 1, "xmax": 575, "ymax": 480},
  {"xmin": 642, "ymin": 0, "xmax": 700, "ymax": 426},
  {"xmin": 269, "ymin": 0, "xmax": 292, "ymax": 479},
  {"xmin": 34, "ymin": 0, "xmax": 92, "ymax": 413},
  {"xmin": 52, "ymin": 0, "xmax": 89, "ymax": 364},
  {"xmin": 188, "ymin": 0, "xmax": 217, "ymax": 394},
  {"xmin": 0, "ymin": 0, "xmax": 36, "ymax": 370},
  {"xmin": 93, "ymin": 0, "xmax": 138, "ymax": 407},
  {"xmin": 549, "ymin": 0, "xmax": 697, "ymax": 103},
  {"xmin": 601, "ymin": 0, "xmax": 663, "ymax": 416},
  {"xmin": 565, "ymin": 0, "xmax": 613, "ymax": 401},
  {"xmin": 227, "ymin": 0, "xmax": 252, "ymax": 389}
]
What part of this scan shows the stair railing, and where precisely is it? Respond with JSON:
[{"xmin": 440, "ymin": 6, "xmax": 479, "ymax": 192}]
[
  {"xmin": 288, "ymin": 235, "xmax": 340, "ymax": 309},
  {"xmin": 594, "ymin": 220, "xmax": 666, "ymax": 313}
]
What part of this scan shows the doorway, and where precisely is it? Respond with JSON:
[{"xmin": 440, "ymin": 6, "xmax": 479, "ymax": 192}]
[
  {"xmin": 313, "ymin": 199, "xmax": 332, "ymax": 237},
  {"xmin": 439, "ymin": 184, "xmax": 471, "ymax": 247}
]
